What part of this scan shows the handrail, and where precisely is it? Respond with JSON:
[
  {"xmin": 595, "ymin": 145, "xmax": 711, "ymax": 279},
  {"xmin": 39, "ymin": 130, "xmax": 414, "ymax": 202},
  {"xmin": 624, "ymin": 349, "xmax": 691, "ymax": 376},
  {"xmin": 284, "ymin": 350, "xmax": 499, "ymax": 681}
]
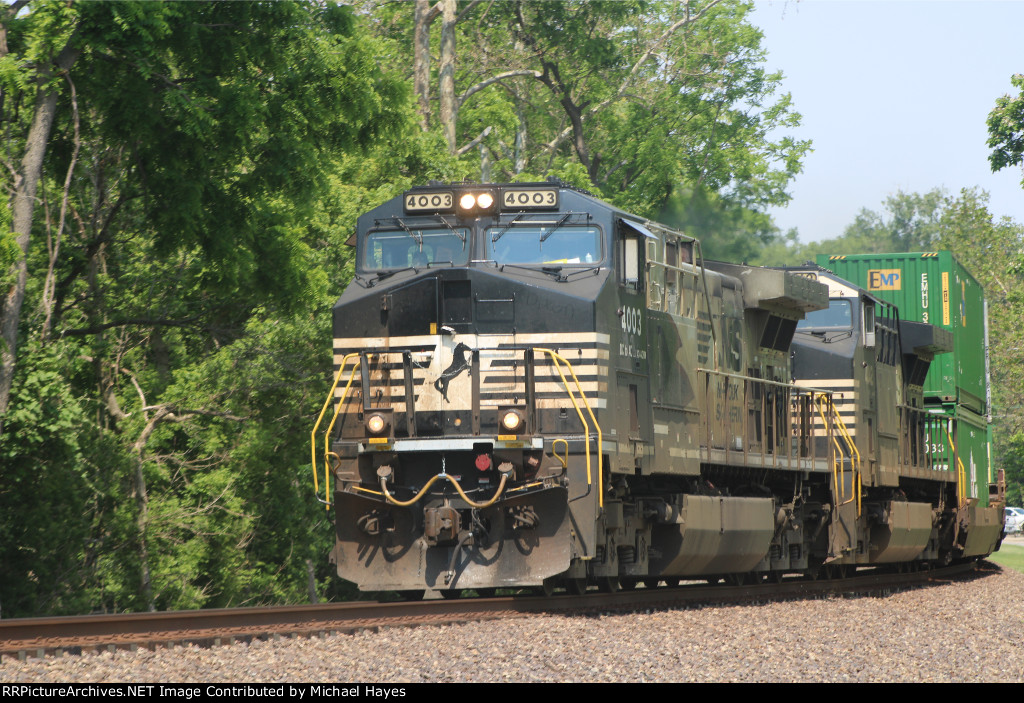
[
  {"xmin": 696, "ymin": 367, "xmax": 830, "ymax": 469},
  {"xmin": 534, "ymin": 347, "xmax": 604, "ymax": 508},
  {"xmin": 694, "ymin": 240, "xmax": 718, "ymax": 369},
  {"xmin": 943, "ymin": 424, "xmax": 968, "ymax": 508},
  {"xmin": 310, "ymin": 353, "xmax": 361, "ymax": 509},
  {"xmin": 698, "ymin": 367, "xmax": 831, "ymax": 394},
  {"xmin": 815, "ymin": 392, "xmax": 861, "ymax": 516}
]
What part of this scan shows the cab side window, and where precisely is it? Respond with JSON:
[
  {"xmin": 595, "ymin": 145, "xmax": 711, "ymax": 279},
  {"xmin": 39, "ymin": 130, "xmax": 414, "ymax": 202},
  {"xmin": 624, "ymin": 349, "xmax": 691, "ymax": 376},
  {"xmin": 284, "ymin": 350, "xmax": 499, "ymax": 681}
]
[{"xmin": 620, "ymin": 227, "xmax": 642, "ymax": 290}]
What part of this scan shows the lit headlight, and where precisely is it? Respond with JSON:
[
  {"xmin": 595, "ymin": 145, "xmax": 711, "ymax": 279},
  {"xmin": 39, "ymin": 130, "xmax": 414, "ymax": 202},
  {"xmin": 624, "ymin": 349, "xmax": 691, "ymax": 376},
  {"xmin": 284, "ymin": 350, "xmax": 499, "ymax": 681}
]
[
  {"xmin": 501, "ymin": 409, "xmax": 525, "ymax": 433},
  {"xmin": 366, "ymin": 413, "xmax": 387, "ymax": 435},
  {"xmin": 457, "ymin": 191, "xmax": 497, "ymax": 215}
]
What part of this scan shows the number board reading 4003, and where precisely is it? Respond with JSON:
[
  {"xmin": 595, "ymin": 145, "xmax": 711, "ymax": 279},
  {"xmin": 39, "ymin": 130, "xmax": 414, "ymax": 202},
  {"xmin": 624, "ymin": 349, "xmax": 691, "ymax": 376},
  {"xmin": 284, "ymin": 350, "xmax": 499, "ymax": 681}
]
[
  {"xmin": 405, "ymin": 191, "xmax": 454, "ymax": 213},
  {"xmin": 503, "ymin": 188, "xmax": 558, "ymax": 209}
]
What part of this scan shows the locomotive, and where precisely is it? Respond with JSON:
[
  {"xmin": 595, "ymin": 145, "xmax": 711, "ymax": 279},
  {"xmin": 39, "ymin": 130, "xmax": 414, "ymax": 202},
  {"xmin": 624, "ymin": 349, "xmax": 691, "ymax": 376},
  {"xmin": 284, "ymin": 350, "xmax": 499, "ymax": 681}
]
[{"xmin": 312, "ymin": 181, "xmax": 1005, "ymax": 596}]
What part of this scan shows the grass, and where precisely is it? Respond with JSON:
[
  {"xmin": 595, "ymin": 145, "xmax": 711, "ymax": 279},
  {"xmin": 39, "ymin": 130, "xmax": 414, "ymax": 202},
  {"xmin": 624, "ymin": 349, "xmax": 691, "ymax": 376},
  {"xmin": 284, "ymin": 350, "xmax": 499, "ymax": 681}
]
[{"xmin": 989, "ymin": 542, "xmax": 1024, "ymax": 574}]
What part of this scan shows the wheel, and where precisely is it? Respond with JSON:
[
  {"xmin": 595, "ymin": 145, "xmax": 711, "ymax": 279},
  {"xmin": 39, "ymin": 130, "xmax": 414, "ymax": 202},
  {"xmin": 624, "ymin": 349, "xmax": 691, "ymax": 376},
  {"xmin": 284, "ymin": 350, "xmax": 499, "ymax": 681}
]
[
  {"xmin": 440, "ymin": 589, "xmax": 462, "ymax": 599},
  {"xmin": 565, "ymin": 578, "xmax": 587, "ymax": 596},
  {"xmin": 705, "ymin": 576, "xmax": 721, "ymax": 586},
  {"xmin": 535, "ymin": 577, "xmax": 556, "ymax": 597},
  {"xmin": 768, "ymin": 571, "xmax": 784, "ymax": 584},
  {"xmin": 597, "ymin": 577, "xmax": 620, "ymax": 593},
  {"xmin": 823, "ymin": 564, "xmax": 845, "ymax": 580},
  {"xmin": 662, "ymin": 577, "xmax": 680, "ymax": 587},
  {"xmin": 727, "ymin": 573, "xmax": 747, "ymax": 587},
  {"xmin": 643, "ymin": 578, "xmax": 661, "ymax": 589},
  {"xmin": 619, "ymin": 578, "xmax": 638, "ymax": 591}
]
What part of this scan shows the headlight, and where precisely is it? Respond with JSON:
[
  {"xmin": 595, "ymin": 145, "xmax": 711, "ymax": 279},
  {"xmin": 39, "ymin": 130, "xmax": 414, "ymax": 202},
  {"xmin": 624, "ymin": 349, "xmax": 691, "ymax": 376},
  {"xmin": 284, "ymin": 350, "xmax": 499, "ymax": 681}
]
[
  {"xmin": 366, "ymin": 413, "xmax": 387, "ymax": 435},
  {"xmin": 500, "ymin": 409, "xmax": 525, "ymax": 433},
  {"xmin": 456, "ymin": 191, "xmax": 497, "ymax": 215}
]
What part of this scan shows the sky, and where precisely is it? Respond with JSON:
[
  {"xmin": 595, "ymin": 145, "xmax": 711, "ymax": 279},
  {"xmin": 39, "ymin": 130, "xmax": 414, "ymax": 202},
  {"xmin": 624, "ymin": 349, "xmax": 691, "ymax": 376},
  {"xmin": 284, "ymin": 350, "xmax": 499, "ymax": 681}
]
[{"xmin": 750, "ymin": 0, "xmax": 1024, "ymax": 243}]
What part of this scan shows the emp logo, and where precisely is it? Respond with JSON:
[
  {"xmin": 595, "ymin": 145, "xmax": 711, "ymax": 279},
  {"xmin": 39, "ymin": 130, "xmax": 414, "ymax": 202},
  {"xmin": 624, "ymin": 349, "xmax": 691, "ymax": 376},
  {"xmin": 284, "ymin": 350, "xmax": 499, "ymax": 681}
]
[{"xmin": 867, "ymin": 269, "xmax": 902, "ymax": 290}]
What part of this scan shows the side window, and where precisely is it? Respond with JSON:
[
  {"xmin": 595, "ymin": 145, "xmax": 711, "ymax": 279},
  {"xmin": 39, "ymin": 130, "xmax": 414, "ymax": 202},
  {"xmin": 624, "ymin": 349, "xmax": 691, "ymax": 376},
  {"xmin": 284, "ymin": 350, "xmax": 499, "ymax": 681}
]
[
  {"xmin": 664, "ymin": 242, "xmax": 679, "ymax": 315},
  {"xmin": 646, "ymin": 238, "xmax": 663, "ymax": 310},
  {"xmin": 863, "ymin": 300, "xmax": 876, "ymax": 347},
  {"xmin": 620, "ymin": 229, "xmax": 642, "ymax": 290}
]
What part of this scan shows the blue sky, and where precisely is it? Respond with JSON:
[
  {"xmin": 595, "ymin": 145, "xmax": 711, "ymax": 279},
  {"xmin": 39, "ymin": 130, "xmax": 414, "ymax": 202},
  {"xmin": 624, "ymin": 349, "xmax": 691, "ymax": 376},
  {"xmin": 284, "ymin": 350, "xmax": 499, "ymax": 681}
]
[{"xmin": 750, "ymin": 0, "xmax": 1024, "ymax": 242}]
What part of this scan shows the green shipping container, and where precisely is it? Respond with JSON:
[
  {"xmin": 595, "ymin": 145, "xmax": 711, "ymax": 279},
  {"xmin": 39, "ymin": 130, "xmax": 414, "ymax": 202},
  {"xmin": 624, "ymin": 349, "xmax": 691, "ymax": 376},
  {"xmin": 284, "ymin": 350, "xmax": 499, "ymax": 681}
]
[
  {"xmin": 818, "ymin": 252, "xmax": 988, "ymax": 413},
  {"xmin": 924, "ymin": 404, "xmax": 992, "ymax": 507}
]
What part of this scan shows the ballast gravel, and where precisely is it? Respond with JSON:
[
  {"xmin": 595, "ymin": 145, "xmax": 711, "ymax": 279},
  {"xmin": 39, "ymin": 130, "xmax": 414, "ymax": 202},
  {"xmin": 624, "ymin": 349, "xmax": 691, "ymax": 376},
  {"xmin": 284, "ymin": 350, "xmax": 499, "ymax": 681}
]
[{"xmin": 4, "ymin": 565, "xmax": 1023, "ymax": 683}]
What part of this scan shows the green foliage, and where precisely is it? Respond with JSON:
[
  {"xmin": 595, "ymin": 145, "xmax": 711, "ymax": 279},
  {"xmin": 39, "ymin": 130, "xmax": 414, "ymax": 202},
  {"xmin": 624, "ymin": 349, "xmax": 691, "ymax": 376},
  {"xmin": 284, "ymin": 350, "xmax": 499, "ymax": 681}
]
[
  {"xmin": 0, "ymin": 1, "xmax": 437, "ymax": 617},
  {"xmin": 366, "ymin": 0, "xmax": 809, "ymax": 219},
  {"xmin": 125, "ymin": 310, "xmax": 334, "ymax": 609},
  {"xmin": 0, "ymin": 338, "xmax": 125, "ymax": 616},
  {"xmin": 998, "ymin": 433, "xmax": 1024, "ymax": 510},
  {"xmin": 936, "ymin": 190, "xmax": 1024, "ymax": 503},
  {"xmin": 660, "ymin": 186, "xmax": 782, "ymax": 263},
  {"xmin": 0, "ymin": 199, "xmax": 16, "ymax": 289},
  {"xmin": 987, "ymin": 73, "xmax": 1024, "ymax": 188},
  {"xmin": 57, "ymin": 1, "xmax": 406, "ymax": 306}
]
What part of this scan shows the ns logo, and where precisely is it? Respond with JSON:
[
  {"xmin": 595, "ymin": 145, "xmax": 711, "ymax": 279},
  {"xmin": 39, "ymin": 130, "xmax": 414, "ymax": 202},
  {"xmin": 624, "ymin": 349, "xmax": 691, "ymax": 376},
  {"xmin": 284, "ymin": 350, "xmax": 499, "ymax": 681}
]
[{"xmin": 867, "ymin": 269, "xmax": 901, "ymax": 291}]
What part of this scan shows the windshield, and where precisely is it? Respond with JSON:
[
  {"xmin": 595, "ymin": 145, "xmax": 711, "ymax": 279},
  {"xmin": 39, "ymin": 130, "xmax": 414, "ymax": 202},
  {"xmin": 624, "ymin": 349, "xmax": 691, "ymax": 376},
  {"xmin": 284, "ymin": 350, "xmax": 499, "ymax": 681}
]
[
  {"xmin": 797, "ymin": 299, "xmax": 853, "ymax": 330},
  {"xmin": 486, "ymin": 225, "xmax": 602, "ymax": 265},
  {"xmin": 362, "ymin": 227, "xmax": 469, "ymax": 271}
]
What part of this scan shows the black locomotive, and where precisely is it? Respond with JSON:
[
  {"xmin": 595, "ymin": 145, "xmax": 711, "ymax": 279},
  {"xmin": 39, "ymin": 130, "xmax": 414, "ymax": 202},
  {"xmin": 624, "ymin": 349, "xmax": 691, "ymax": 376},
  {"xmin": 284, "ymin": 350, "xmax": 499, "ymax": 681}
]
[{"xmin": 312, "ymin": 181, "xmax": 1005, "ymax": 596}]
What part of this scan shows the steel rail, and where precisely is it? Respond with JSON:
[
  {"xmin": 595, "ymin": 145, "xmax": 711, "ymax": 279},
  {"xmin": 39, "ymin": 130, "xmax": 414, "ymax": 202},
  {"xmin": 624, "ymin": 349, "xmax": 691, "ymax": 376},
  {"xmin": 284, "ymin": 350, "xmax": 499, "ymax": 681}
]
[{"xmin": 0, "ymin": 560, "xmax": 991, "ymax": 661}]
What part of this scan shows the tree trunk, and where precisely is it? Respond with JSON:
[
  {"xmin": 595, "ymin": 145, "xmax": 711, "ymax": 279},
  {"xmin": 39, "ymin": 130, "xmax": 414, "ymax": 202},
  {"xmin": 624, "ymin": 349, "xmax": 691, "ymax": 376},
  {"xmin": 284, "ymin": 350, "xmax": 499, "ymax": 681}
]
[
  {"xmin": 413, "ymin": 0, "xmax": 434, "ymax": 130},
  {"xmin": 0, "ymin": 38, "xmax": 80, "ymax": 435},
  {"xmin": 514, "ymin": 101, "xmax": 527, "ymax": 175},
  {"xmin": 438, "ymin": 0, "xmax": 457, "ymax": 153}
]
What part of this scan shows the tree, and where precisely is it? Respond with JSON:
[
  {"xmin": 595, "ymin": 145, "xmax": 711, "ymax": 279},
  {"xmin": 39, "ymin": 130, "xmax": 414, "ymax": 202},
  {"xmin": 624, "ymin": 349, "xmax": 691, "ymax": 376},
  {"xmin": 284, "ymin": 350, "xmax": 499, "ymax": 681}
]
[
  {"xmin": 367, "ymin": 0, "xmax": 810, "ymax": 220},
  {"xmin": 0, "ymin": 1, "xmax": 415, "ymax": 616},
  {"xmin": 936, "ymin": 189, "xmax": 1024, "ymax": 507},
  {"xmin": 0, "ymin": 0, "xmax": 81, "ymax": 432},
  {"xmin": 987, "ymin": 73, "xmax": 1024, "ymax": 189}
]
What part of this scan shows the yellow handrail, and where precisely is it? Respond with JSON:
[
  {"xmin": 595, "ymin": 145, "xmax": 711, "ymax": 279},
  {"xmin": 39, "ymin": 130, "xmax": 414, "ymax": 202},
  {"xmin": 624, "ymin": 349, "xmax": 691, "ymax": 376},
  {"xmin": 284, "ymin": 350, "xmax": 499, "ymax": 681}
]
[
  {"xmin": 943, "ymin": 425, "xmax": 968, "ymax": 508},
  {"xmin": 312, "ymin": 348, "xmax": 603, "ymax": 511},
  {"xmin": 534, "ymin": 347, "xmax": 604, "ymax": 508},
  {"xmin": 310, "ymin": 353, "xmax": 361, "ymax": 509},
  {"xmin": 815, "ymin": 393, "xmax": 861, "ymax": 515}
]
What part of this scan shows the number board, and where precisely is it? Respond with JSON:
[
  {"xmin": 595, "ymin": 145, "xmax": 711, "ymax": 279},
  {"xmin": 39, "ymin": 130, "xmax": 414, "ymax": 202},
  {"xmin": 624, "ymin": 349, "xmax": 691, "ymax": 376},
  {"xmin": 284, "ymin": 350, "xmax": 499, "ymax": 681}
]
[
  {"xmin": 404, "ymin": 191, "xmax": 455, "ymax": 213},
  {"xmin": 501, "ymin": 188, "xmax": 559, "ymax": 210}
]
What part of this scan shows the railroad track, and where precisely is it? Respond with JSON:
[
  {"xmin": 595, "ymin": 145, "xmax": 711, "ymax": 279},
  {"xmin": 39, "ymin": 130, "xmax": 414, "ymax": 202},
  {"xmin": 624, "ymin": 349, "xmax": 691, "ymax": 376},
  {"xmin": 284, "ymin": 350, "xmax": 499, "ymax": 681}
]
[{"xmin": 0, "ymin": 560, "xmax": 987, "ymax": 661}]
